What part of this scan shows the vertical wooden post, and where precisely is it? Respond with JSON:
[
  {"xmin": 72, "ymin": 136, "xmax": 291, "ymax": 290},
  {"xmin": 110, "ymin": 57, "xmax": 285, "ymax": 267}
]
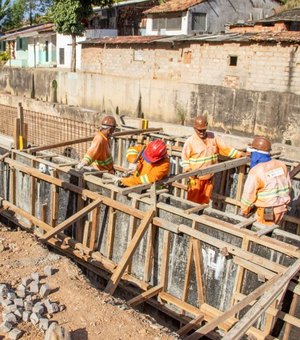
[
  {"xmin": 82, "ymin": 220, "xmax": 91, "ymax": 247},
  {"xmin": 41, "ymin": 203, "xmax": 47, "ymax": 223},
  {"xmin": 17, "ymin": 102, "xmax": 24, "ymax": 150},
  {"xmin": 50, "ymin": 169, "xmax": 59, "ymax": 228},
  {"xmin": 107, "ymin": 191, "xmax": 117, "ymax": 259},
  {"xmin": 282, "ymin": 293, "xmax": 299, "ymax": 340},
  {"xmin": 144, "ymin": 224, "xmax": 156, "ymax": 282},
  {"xmin": 14, "ymin": 118, "xmax": 20, "ymax": 150},
  {"xmin": 75, "ymin": 177, "xmax": 85, "ymax": 242},
  {"xmin": 88, "ymin": 206, "xmax": 100, "ymax": 250},
  {"xmin": 30, "ymin": 159, "xmax": 36, "ymax": 227},
  {"xmin": 235, "ymin": 165, "xmax": 246, "ymax": 215},
  {"xmin": 9, "ymin": 152, "xmax": 16, "ymax": 204},
  {"xmin": 160, "ymin": 230, "xmax": 170, "ymax": 290},
  {"xmin": 127, "ymin": 198, "xmax": 138, "ymax": 274}
]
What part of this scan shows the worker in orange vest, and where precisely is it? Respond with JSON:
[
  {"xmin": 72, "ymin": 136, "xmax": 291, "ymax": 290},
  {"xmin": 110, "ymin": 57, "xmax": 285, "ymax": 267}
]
[
  {"xmin": 77, "ymin": 115, "xmax": 116, "ymax": 174},
  {"xmin": 182, "ymin": 115, "xmax": 245, "ymax": 204},
  {"xmin": 241, "ymin": 136, "xmax": 291, "ymax": 226},
  {"xmin": 120, "ymin": 139, "xmax": 170, "ymax": 187}
]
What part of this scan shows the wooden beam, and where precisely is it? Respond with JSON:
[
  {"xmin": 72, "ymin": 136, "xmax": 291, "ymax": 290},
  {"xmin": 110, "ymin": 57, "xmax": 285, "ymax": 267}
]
[
  {"xmin": 41, "ymin": 198, "xmax": 103, "ymax": 241},
  {"xmin": 222, "ymin": 258, "xmax": 300, "ymax": 340},
  {"xmin": 104, "ymin": 209, "xmax": 155, "ymax": 295},
  {"xmin": 26, "ymin": 128, "xmax": 162, "ymax": 153},
  {"xmin": 185, "ymin": 273, "xmax": 281, "ymax": 340},
  {"xmin": 119, "ymin": 157, "xmax": 249, "ymax": 195},
  {"xmin": 177, "ymin": 314, "xmax": 205, "ymax": 337},
  {"xmin": 127, "ymin": 285, "xmax": 163, "ymax": 307}
]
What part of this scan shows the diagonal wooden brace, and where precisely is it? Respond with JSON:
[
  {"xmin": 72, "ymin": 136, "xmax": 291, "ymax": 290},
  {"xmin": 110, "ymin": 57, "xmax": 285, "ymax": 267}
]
[
  {"xmin": 41, "ymin": 198, "xmax": 103, "ymax": 241},
  {"xmin": 104, "ymin": 208, "xmax": 155, "ymax": 295}
]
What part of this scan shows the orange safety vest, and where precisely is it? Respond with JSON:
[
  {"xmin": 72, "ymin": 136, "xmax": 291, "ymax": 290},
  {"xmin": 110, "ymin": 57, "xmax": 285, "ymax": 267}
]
[
  {"xmin": 82, "ymin": 131, "xmax": 114, "ymax": 172},
  {"xmin": 241, "ymin": 159, "xmax": 291, "ymax": 216},
  {"xmin": 121, "ymin": 145, "xmax": 170, "ymax": 187},
  {"xmin": 182, "ymin": 132, "xmax": 243, "ymax": 180}
]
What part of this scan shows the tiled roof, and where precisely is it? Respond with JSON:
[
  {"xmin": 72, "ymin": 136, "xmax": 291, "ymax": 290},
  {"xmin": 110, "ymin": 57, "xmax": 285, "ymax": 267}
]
[
  {"xmin": 144, "ymin": 0, "xmax": 205, "ymax": 14},
  {"xmin": 0, "ymin": 23, "xmax": 54, "ymax": 41},
  {"xmin": 82, "ymin": 31, "xmax": 300, "ymax": 45},
  {"xmin": 81, "ymin": 35, "xmax": 167, "ymax": 45},
  {"xmin": 258, "ymin": 7, "xmax": 300, "ymax": 23}
]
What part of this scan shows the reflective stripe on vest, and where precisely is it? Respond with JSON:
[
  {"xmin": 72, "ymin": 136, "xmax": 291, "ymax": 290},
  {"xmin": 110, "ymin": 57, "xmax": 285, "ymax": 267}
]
[
  {"xmin": 257, "ymin": 186, "xmax": 290, "ymax": 199},
  {"xmin": 189, "ymin": 154, "xmax": 218, "ymax": 165},
  {"xmin": 140, "ymin": 174, "xmax": 150, "ymax": 184},
  {"xmin": 93, "ymin": 156, "xmax": 113, "ymax": 166}
]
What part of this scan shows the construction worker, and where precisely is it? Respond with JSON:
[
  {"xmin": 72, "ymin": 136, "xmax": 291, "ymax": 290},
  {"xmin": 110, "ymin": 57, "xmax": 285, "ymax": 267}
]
[
  {"xmin": 241, "ymin": 136, "xmax": 291, "ymax": 226},
  {"xmin": 76, "ymin": 115, "xmax": 116, "ymax": 174},
  {"xmin": 182, "ymin": 115, "xmax": 245, "ymax": 204},
  {"xmin": 120, "ymin": 139, "xmax": 170, "ymax": 187}
]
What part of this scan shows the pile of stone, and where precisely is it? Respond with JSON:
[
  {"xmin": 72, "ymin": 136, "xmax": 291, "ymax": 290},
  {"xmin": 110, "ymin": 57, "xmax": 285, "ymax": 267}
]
[{"xmin": 0, "ymin": 265, "xmax": 65, "ymax": 339}]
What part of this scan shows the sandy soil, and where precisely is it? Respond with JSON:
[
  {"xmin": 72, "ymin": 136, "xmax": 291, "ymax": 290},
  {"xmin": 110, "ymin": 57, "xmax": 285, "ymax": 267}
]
[{"xmin": 0, "ymin": 223, "xmax": 177, "ymax": 340}]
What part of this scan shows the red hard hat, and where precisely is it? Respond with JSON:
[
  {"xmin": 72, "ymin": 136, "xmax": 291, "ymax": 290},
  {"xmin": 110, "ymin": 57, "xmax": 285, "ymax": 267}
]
[{"xmin": 143, "ymin": 139, "xmax": 167, "ymax": 163}]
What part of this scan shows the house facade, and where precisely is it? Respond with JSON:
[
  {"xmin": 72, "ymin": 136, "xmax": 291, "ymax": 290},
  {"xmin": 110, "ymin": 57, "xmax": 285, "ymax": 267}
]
[
  {"xmin": 144, "ymin": 0, "xmax": 281, "ymax": 35},
  {"xmin": 0, "ymin": 23, "xmax": 56, "ymax": 68}
]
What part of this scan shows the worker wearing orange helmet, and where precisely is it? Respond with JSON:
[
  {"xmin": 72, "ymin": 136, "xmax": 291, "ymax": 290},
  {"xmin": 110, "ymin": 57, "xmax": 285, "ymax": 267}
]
[
  {"xmin": 241, "ymin": 136, "xmax": 291, "ymax": 226},
  {"xmin": 182, "ymin": 115, "xmax": 245, "ymax": 204},
  {"xmin": 77, "ymin": 115, "xmax": 116, "ymax": 174},
  {"xmin": 120, "ymin": 139, "xmax": 170, "ymax": 187}
]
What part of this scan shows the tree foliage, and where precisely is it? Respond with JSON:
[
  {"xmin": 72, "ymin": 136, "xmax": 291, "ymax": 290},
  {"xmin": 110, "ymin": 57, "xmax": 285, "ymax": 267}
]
[
  {"xmin": 0, "ymin": 0, "xmax": 10, "ymax": 23},
  {"xmin": 50, "ymin": 0, "xmax": 114, "ymax": 72},
  {"xmin": 2, "ymin": 0, "xmax": 53, "ymax": 30}
]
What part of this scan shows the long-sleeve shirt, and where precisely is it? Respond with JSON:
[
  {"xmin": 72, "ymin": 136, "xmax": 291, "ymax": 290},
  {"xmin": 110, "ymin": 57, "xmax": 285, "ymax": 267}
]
[
  {"xmin": 181, "ymin": 132, "xmax": 243, "ymax": 180},
  {"xmin": 241, "ymin": 159, "xmax": 291, "ymax": 215},
  {"xmin": 82, "ymin": 131, "xmax": 114, "ymax": 172},
  {"xmin": 121, "ymin": 145, "xmax": 170, "ymax": 187}
]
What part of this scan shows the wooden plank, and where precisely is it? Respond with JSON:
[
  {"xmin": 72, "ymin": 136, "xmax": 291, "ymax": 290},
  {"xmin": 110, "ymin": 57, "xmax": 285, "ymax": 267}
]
[
  {"xmin": 222, "ymin": 258, "xmax": 300, "ymax": 340},
  {"xmin": 127, "ymin": 198, "xmax": 138, "ymax": 274},
  {"xmin": 144, "ymin": 224, "xmax": 156, "ymax": 282},
  {"xmin": 256, "ymin": 224, "xmax": 280, "ymax": 237},
  {"xmin": 82, "ymin": 220, "xmax": 91, "ymax": 247},
  {"xmin": 160, "ymin": 230, "xmax": 171, "ymax": 290},
  {"xmin": 75, "ymin": 176, "xmax": 84, "ymax": 242},
  {"xmin": 26, "ymin": 128, "xmax": 162, "ymax": 153},
  {"xmin": 192, "ymin": 237, "xmax": 205, "ymax": 305},
  {"xmin": 177, "ymin": 314, "xmax": 205, "ymax": 337},
  {"xmin": 127, "ymin": 285, "xmax": 163, "ymax": 307},
  {"xmin": 104, "ymin": 209, "xmax": 155, "ymax": 295},
  {"xmin": 50, "ymin": 169, "xmax": 58, "ymax": 228},
  {"xmin": 30, "ymin": 159, "xmax": 36, "ymax": 226},
  {"xmin": 234, "ymin": 165, "xmax": 246, "ymax": 214},
  {"xmin": 107, "ymin": 191, "xmax": 117, "ymax": 259},
  {"xmin": 182, "ymin": 232, "xmax": 194, "ymax": 305},
  {"xmin": 119, "ymin": 157, "xmax": 249, "ymax": 195},
  {"xmin": 41, "ymin": 198, "xmax": 103, "ymax": 241},
  {"xmin": 185, "ymin": 273, "xmax": 281, "ymax": 340},
  {"xmin": 185, "ymin": 204, "xmax": 208, "ymax": 215},
  {"xmin": 283, "ymin": 293, "xmax": 299, "ymax": 340},
  {"xmin": 88, "ymin": 206, "xmax": 100, "ymax": 250}
]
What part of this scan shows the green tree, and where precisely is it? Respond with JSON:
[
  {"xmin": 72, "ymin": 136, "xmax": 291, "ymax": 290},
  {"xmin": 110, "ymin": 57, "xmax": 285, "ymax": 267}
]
[
  {"xmin": 50, "ymin": 0, "xmax": 113, "ymax": 72},
  {"xmin": 0, "ymin": 0, "xmax": 10, "ymax": 22}
]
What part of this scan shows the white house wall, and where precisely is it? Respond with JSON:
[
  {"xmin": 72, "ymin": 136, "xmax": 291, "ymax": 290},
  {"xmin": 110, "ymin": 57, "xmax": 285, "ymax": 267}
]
[{"xmin": 56, "ymin": 34, "xmax": 85, "ymax": 70}]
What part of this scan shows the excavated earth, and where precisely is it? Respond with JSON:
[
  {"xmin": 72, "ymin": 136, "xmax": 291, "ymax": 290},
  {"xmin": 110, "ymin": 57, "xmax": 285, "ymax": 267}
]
[{"xmin": 0, "ymin": 222, "xmax": 177, "ymax": 340}]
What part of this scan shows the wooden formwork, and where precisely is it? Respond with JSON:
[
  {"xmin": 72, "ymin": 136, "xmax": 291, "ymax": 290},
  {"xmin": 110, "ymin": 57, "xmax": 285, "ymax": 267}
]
[{"xmin": 0, "ymin": 145, "xmax": 300, "ymax": 340}]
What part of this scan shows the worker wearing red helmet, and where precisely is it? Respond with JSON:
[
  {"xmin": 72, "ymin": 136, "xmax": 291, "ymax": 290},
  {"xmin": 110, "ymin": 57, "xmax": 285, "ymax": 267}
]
[
  {"xmin": 77, "ymin": 115, "xmax": 116, "ymax": 173},
  {"xmin": 182, "ymin": 115, "xmax": 245, "ymax": 204},
  {"xmin": 241, "ymin": 136, "xmax": 291, "ymax": 226},
  {"xmin": 120, "ymin": 139, "xmax": 170, "ymax": 187}
]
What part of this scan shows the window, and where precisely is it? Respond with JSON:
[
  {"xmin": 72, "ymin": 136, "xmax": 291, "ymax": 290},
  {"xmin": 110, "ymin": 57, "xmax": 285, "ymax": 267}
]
[
  {"xmin": 166, "ymin": 16, "xmax": 181, "ymax": 30},
  {"xmin": 59, "ymin": 48, "xmax": 65, "ymax": 65},
  {"xmin": 192, "ymin": 12, "xmax": 207, "ymax": 31},
  {"xmin": 153, "ymin": 17, "xmax": 165, "ymax": 30},
  {"xmin": 45, "ymin": 41, "xmax": 49, "ymax": 62},
  {"xmin": 229, "ymin": 55, "xmax": 238, "ymax": 66}
]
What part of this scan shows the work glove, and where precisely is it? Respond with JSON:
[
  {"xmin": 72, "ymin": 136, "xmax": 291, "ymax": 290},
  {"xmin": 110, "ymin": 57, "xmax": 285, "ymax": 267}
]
[
  {"xmin": 76, "ymin": 162, "xmax": 86, "ymax": 171},
  {"xmin": 128, "ymin": 163, "xmax": 138, "ymax": 172}
]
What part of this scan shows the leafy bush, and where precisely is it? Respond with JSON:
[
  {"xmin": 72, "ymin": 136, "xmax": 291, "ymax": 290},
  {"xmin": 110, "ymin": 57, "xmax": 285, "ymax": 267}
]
[{"xmin": 0, "ymin": 51, "xmax": 10, "ymax": 61}]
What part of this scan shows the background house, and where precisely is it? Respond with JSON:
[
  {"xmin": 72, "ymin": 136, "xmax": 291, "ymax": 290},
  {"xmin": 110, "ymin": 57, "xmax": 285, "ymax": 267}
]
[
  {"xmin": 0, "ymin": 23, "xmax": 56, "ymax": 68},
  {"xmin": 144, "ymin": 0, "xmax": 281, "ymax": 36}
]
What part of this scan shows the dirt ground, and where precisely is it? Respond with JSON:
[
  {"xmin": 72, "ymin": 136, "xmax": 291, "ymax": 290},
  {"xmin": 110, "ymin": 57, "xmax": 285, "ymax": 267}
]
[{"xmin": 0, "ymin": 223, "xmax": 177, "ymax": 340}]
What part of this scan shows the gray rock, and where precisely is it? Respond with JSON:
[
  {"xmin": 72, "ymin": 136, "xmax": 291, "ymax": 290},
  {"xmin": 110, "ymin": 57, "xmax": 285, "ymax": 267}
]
[
  {"xmin": 44, "ymin": 266, "xmax": 55, "ymax": 277},
  {"xmin": 4, "ymin": 313, "xmax": 17, "ymax": 325},
  {"xmin": 28, "ymin": 281, "xmax": 39, "ymax": 294},
  {"xmin": 44, "ymin": 323, "xmax": 71, "ymax": 340},
  {"xmin": 21, "ymin": 277, "xmax": 33, "ymax": 287},
  {"xmin": 7, "ymin": 292, "xmax": 17, "ymax": 300},
  {"xmin": 14, "ymin": 298, "xmax": 24, "ymax": 308},
  {"xmin": 39, "ymin": 318, "xmax": 49, "ymax": 331},
  {"xmin": 31, "ymin": 272, "xmax": 40, "ymax": 282},
  {"xmin": 32, "ymin": 302, "xmax": 44, "ymax": 315},
  {"xmin": 22, "ymin": 311, "xmax": 31, "ymax": 322},
  {"xmin": 30, "ymin": 312, "xmax": 41, "ymax": 325},
  {"xmin": 0, "ymin": 320, "xmax": 13, "ymax": 333},
  {"xmin": 24, "ymin": 300, "xmax": 33, "ymax": 311},
  {"xmin": 8, "ymin": 328, "xmax": 23, "ymax": 340},
  {"xmin": 40, "ymin": 284, "xmax": 51, "ymax": 298}
]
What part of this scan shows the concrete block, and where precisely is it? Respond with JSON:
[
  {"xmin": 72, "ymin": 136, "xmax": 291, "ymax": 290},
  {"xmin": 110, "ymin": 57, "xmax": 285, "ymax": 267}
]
[
  {"xmin": 30, "ymin": 312, "xmax": 41, "ymax": 325},
  {"xmin": 0, "ymin": 284, "xmax": 8, "ymax": 297},
  {"xmin": 44, "ymin": 265, "xmax": 55, "ymax": 276},
  {"xmin": 47, "ymin": 302, "xmax": 59, "ymax": 314},
  {"xmin": 31, "ymin": 272, "xmax": 40, "ymax": 282},
  {"xmin": 21, "ymin": 277, "xmax": 33, "ymax": 286},
  {"xmin": 8, "ymin": 328, "xmax": 23, "ymax": 340},
  {"xmin": 7, "ymin": 292, "xmax": 17, "ymax": 300},
  {"xmin": 14, "ymin": 308, "xmax": 23, "ymax": 320},
  {"xmin": 16, "ymin": 284, "xmax": 25, "ymax": 292},
  {"xmin": 39, "ymin": 318, "xmax": 49, "ymax": 331},
  {"xmin": 4, "ymin": 304, "xmax": 17, "ymax": 313},
  {"xmin": 39, "ymin": 284, "xmax": 51, "ymax": 298},
  {"xmin": 22, "ymin": 311, "xmax": 31, "ymax": 322},
  {"xmin": 28, "ymin": 281, "xmax": 39, "ymax": 294},
  {"xmin": 15, "ymin": 290, "xmax": 26, "ymax": 298},
  {"xmin": 4, "ymin": 313, "xmax": 17, "ymax": 325},
  {"xmin": 24, "ymin": 300, "xmax": 33, "ymax": 311},
  {"xmin": 2, "ymin": 299, "xmax": 13, "ymax": 307},
  {"xmin": 14, "ymin": 298, "xmax": 24, "ymax": 308},
  {"xmin": 0, "ymin": 320, "xmax": 13, "ymax": 333},
  {"xmin": 32, "ymin": 302, "xmax": 44, "ymax": 315}
]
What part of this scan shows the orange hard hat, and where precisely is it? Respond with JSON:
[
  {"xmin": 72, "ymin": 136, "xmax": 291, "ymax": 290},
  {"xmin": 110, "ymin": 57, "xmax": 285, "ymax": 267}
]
[
  {"xmin": 143, "ymin": 139, "xmax": 167, "ymax": 163},
  {"xmin": 251, "ymin": 136, "xmax": 271, "ymax": 152},
  {"xmin": 194, "ymin": 115, "xmax": 208, "ymax": 130},
  {"xmin": 101, "ymin": 115, "xmax": 117, "ymax": 128}
]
